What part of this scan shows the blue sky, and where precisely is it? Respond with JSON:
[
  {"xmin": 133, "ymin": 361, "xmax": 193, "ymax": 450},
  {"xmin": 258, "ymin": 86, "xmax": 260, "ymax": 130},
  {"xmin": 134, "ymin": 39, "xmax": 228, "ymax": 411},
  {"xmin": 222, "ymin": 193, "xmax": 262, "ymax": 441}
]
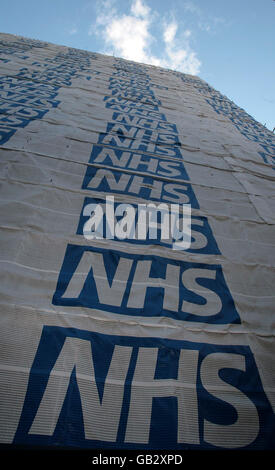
[{"xmin": 1, "ymin": 0, "xmax": 274, "ymax": 130}]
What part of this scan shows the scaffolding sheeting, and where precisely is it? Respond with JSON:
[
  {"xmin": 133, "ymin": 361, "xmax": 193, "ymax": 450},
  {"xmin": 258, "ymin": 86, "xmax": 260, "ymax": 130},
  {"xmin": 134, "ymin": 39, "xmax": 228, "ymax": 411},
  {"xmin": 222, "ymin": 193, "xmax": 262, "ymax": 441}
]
[{"xmin": 0, "ymin": 32, "xmax": 274, "ymax": 450}]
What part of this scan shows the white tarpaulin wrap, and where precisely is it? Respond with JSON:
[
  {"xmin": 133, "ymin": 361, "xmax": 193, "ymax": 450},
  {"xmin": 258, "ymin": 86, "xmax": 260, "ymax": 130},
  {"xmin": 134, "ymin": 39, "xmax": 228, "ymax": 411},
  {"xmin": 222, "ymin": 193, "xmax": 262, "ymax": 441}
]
[{"xmin": 0, "ymin": 32, "xmax": 274, "ymax": 450}]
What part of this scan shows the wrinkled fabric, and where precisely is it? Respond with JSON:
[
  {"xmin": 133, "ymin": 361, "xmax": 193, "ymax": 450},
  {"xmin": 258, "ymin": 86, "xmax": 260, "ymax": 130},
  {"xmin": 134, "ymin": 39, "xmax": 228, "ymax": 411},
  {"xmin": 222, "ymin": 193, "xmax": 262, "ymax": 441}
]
[{"xmin": 0, "ymin": 32, "xmax": 274, "ymax": 450}]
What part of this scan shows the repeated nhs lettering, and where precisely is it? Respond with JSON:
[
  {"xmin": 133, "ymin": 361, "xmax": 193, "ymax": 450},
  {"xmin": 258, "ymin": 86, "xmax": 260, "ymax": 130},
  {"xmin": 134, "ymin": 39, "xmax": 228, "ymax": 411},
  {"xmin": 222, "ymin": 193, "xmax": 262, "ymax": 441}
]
[
  {"xmin": 0, "ymin": 47, "xmax": 93, "ymax": 145},
  {"xmin": 56, "ymin": 58, "xmax": 243, "ymax": 328},
  {"xmin": 97, "ymin": 126, "xmax": 182, "ymax": 158},
  {"xmin": 182, "ymin": 75, "xmax": 275, "ymax": 170},
  {"xmin": 10, "ymin": 53, "xmax": 274, "ymax": 453}
]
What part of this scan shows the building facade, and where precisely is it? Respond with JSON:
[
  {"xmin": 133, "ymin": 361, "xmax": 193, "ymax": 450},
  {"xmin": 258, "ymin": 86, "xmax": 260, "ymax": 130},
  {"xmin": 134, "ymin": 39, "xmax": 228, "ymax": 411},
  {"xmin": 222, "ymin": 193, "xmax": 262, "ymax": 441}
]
[{"xmin": 0, "ymin": 32, "xmax": 274, "ymax": 450}]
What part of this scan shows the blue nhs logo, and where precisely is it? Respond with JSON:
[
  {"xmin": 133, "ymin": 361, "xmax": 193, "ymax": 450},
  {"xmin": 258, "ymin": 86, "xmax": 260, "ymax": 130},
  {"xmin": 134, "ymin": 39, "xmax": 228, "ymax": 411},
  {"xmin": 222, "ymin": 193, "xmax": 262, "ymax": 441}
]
[
  {"xmin": 53, "ymin": 245, "xmax": 240, "ymax": 325},
  {"xmin": 13, "ymin": 327, "xmax": 275, "ymax": 449}
]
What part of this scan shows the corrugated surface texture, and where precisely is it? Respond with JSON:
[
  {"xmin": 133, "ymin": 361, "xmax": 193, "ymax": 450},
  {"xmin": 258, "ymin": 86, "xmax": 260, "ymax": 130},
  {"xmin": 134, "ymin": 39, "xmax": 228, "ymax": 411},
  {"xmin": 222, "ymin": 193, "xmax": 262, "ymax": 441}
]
[{"xmin": 0, "ymin": 32, "xmax": 274, "ymax": 450}]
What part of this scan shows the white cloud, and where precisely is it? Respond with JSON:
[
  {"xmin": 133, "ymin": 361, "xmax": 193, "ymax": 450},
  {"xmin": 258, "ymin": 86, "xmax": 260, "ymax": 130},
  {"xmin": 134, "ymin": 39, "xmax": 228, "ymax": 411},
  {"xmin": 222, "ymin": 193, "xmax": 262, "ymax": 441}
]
[
  {"xmin": 94, "ymin": 0, "xmax": 118, "ymax": 28},
  {"xmin": 163, "ymin": 22, "xmax": 178, "ymax": 44},
  {"xmin": 165, "ymin": 46, "xmax": 200, "ymax": 75},
  {"xmin": 105, "ymin": 14, "xmax": 151, "ymax": 63},
  {"xmin": 93, "ymin": 0, "xmax": 201, "ymax": 75},
  {"xmin": 130, "ymin": 0, "xmax": 150, "ymax": 18},
  {"xmin": 161, "ymin": 21, "xmax": 200, "ymax": 74}
]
